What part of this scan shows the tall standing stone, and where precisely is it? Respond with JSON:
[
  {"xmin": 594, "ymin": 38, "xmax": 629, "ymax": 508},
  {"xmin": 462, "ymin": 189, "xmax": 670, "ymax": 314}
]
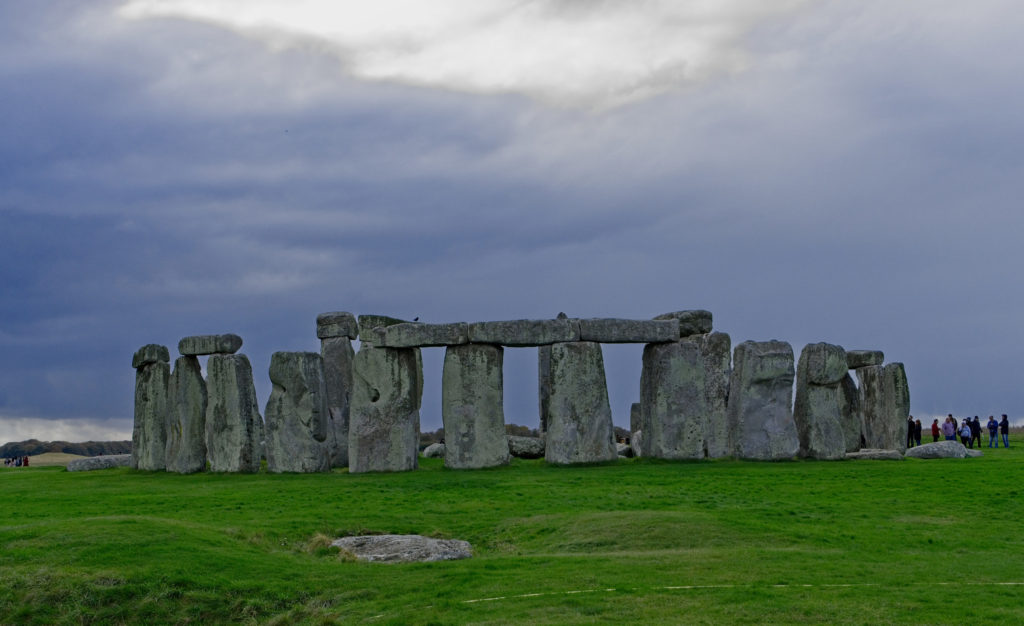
[
  {"xmin": 700, "ymin": 332, "xmax": 732, "ymax": 458},
  {"xmin": 349, "ymin": 345, "xmax": 421, "ymax": 473},
  {"xmin": 166, "ymin": 355, "xmax": 207, "ymax": 473},
  {"xmin": 793, "ymin": 343, "xmax": 847, "ymax": 460},
  {"xmin": 317, "ymin": 311, "xmax": 359, "ymax": 469},
  {"xmin": 727, "ymin": 341, "xmax": 798, "ymax": 460},
  {"xmin": 205, "ymin": 354, "xmax": 262, "ymax": 472},
  {"xmin": 538, "ymin": 345, "xmax": 552, "ymax": 434},
  {"xmin": 442, "ymin": 344, "xmax": 510, "ymax": 469},
  {"xmin": 856, "ymin": 362, "xmax": 910, "ymax": 452},
  {"xmin": 544, "ymin": 341, "xmax": 617, "ymax": 465},
  {"xmin": 264, "ymin": 352, "xmax": 331, "ymax": 473},
  {"xmin": 132, "ymin": 344, "xmax": 170, "ymax": 471},
  {"xmin": 838, "ymin": 373, "xmax": 862, "ymax": 452}
]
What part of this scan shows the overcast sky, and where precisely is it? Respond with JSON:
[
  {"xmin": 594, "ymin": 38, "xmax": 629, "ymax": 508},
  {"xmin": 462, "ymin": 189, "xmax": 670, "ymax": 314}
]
[{"xmin": 2, "ymin": 0, "xmax": 1023, "ymax": 444}]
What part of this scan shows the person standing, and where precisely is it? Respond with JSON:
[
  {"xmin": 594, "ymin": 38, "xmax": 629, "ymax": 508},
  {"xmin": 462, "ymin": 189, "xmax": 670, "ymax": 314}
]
[
  {"xmin": 914, "ymin": 419, "xmax": 922, "ymax": 447},
  {"xmin": 1001, "ymin": 415, "xmax": 1010, "ymax": 448},
  {"xmin": 907, "ymin": 416, "xmax": 916, "ymax": 448},
  {"xmin": 960, "ymin": 420, "xmax": 973, "ymax": 447},
  {"xmin": 970, "ymin": 417, "xmax": 982, "ymax": 448},
  {"xmin": 931, "ymin": 419, "xmax": 941, "ymax": 443},
  {"xmin": 942, "ymin": 416, "xmax": 956, "ymax": 441},
  {"xmin": 987, "ymin": 416, "xmax": 1000, "ymax": 448}
]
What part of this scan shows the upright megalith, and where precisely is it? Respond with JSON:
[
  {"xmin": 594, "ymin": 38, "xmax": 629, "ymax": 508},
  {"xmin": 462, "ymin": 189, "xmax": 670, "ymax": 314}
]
[
  {"xmin": 166, "ymin": 355, "xmax": 207, "ymax": 473},
  {"xmin": 538, "ymin": 345, "xmax": 552, "ymax": 434},
  {"xmin": 317, "ymin": 311, "xmax": 358, "ymax": 468},
  {"xmin": 441, "ymin": 344, "xmax": 509, "ymax": 469},
  {"xmin": 838, "ymin": 374, "xmax": 862, "ymax": 452},
  {"xmin": 639, "ymin": 331, "xmax": 731, "ymax": 460},
  {"xmin": 132, "ymin": 344, "xmax": 170, "ymax": 470},
  {"xmin": 793, "ymin": 343, "xmax": 847, "ymax": 460},
  {"xmin": 544, "ymin": 341, "xmax": 617, "ymax": 465},
  {"xmin": 856, "ymin": 362, "xmax": 910, "ymax": 452},
  {"xmin": 205, "ymin": 354, "xmax": 262, "ymax": 472},
  {"xmin": 264, "ymin": 352, "xmax": 330, "ymax": 473},
  {"xmin": 727, "ymin": 341, "xmax": 798, "ymax": 460},
  {"xmin": 349, "ymin": 345, "xmax": 421, "ymax": 473}
]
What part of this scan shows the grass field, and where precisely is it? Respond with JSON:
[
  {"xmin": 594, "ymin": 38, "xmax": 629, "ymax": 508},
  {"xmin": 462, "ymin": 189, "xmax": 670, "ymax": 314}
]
[{"xmin": 1, "ymin": 442, "xmax": 1022, "ymax": 624}]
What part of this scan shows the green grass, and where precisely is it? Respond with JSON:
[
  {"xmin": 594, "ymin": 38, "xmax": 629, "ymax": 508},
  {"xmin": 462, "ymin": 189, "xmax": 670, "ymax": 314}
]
[{"xmin": 2, "ymin": 444, "xmax": 1022, "ymax": 624}]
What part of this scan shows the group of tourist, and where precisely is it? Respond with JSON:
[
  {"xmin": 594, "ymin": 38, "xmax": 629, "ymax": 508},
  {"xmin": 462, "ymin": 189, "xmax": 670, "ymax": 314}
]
[
  {"xmin": 916, "ymin": 414, "xmax": 1011, "ymax": 449},
  {"xmin": 2, "ymin": 456, "xmax": 30, "ymax": 467}
]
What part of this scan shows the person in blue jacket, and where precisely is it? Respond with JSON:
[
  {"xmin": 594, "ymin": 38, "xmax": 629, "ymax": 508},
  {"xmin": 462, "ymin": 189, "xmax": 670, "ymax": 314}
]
[{"xmin": 987, "ymin": 416, "xmax": 1000, "ymax": 447}]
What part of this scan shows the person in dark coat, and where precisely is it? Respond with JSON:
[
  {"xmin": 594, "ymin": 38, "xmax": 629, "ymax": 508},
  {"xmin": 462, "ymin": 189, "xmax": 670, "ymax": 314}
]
[
  {"xmin": 970, "ymin": 417, "xmax": 982, "ymax": 448},
  {"xmin": 914, "ymin": 419, "xmax": 922, "ymax": 446},
  {"xmin": 907, "ymin": 416, "xmax": 916, "ymax": 448},
  {"xmin": 988, "ymin": 416, "xmax": 1000, "ymax": 448},
  {"xmin": 1001, "ymin": 414, "xmax": 1011, "ymax": 448}
]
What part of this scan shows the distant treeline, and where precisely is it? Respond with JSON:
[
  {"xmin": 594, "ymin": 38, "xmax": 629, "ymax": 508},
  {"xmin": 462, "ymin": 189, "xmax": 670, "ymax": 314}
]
[{"xmin": 0, "ymin": 439, "xmax": 132, "ymax": 458}]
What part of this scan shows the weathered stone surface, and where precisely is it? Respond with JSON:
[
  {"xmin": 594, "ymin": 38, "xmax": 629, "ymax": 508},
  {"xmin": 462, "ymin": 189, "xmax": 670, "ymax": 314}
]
[
  {"xmin": 264, "ymin": 352, "xmax": 330, "ymax": 473},
  {"xmin": 357, "ymin": 314, "xmax": 408, "ymax": 343},
  {"xmin": 66, "ymin": 454, "xmax": 132, "ymax": 472},
  {"xmin": 441, "ymin": 344, "xmax": 509, "ymax": 469},
  {"xmin": 178, "ymin": 334, "xmax": 243, "ymax": 356},
  {"xmin": 132, "ymin": 344, "xmax": 169, "ymax": 369},
  {"xmin": 538, "ymin": 345, "xmax": 552, "ymax": 433},
  {"xmin": 544, "ymin": 342, "xmax": 617, "ymax": 465},
  {"xmin": 630, "ymin": 402, "xmax": 642, "ymax": 433},
  {"xmin": 631, "ymin": 431, "xmax": 644, "ymax": 458},
  {"xmin": 793, "ymin": 343, "xmax": 847, "ymax": 460},
  {"xmin": 857, "ymin": 363, "xmax": 910, "ymax": 452},
  {"xmin": 468, "ymin": 319, "xmax": 580, "ymax": 347},
  {"xmin": 132, "ymin": 358, "xmax": 169, "ymax": 471},
  {"xmin": 847, "ymin": 350, "xmax": 884, "ymax": 369},
  {"xmin": 578, "ymin": 318, "xmax": 679, "ymax": 343},
  {"xmin": 727, "ymin": 340, "xmax": 798, "ymax": 460},
  {"xmin": 422, "ymin": 442, "xmax": 445, "ymax": 458},
  {"xmin": 965, "ymin": 448, "xmax": 983, "ymax": 458},
  {"xmin": 616, "ymin": 442, "xmax": 633, "ymax": 457},
  {"xmin": 904, "ymin": 440, "xmax": 969, "ymax": 459},
  {"xmin": 839, "ymin": 373, "xmax": 862, "ymax": 452},
  {"xmin": 845, "ymin": 448, "xmax": 903, "ymax": 461},
  {"xmin": 321, "ymin": 336, "xmax": 354, "ymax": 469},
  {"xmin": 699, "ymin": 332, "xmax": 732, "ymax": 459},
  {"xmin": 508, "ymin": 435, "xmax": 544, "ymax": 459},
  {"xmin": 349, "ymin": 345, "xmax": 421, "ymax": 473},
  {"xmin": 316, "ymin": 311, "xmax": 359, "ymax": 339},
  {"xmin": 376, "ymin": 322, "xmax": 469, "ymax": 348},
  {"xmin": 653, "ymin": 310, "xmax": 713, "ymax": 337},
  {"xmin": 205, "ymin": 354, "xmax": 263, "ymax": 473},
  {"xmin": 331, "ymin": 535, "xmax": 472, "ymax": 563},
  {"xmin": 165, "ymin": 356, "xmax": 207, "ymax": 473}
]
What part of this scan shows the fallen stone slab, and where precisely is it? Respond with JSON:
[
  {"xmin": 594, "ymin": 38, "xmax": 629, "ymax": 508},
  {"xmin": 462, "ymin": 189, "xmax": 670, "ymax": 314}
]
[
  {"xmin": 508, "ymin": 435, "xmax": 544, "ymax": 459},
  {"xmin": 847, "ymin": 350, "xmax": 884, "ymax": 369},
  {"xmin": 422, "ymin": 442, "xmax": 445, "ymax": 458},
  {"xmin": 577, "ymin": 318, "xmax": 679, "ymax": 343},
  {"xmin": 316, "ymin": 311, "xmax": 359, "ymax": 340},
  {"xmin": 845, "ymin": 449, "xmax": 903, "ymax": 461},
  {"xmin": 357, "ymin": 314, "xmax": 409, "ymax": 343},
  {"xmin": 375, "ymin": 322, "xmax": 469, "ymax": 348},
  {"xmin": 178, "ymin": 334, "xmax": 243, "ymax": 356},
  {"xmin": 653, "ymin": 310, "xmax": 713, "ymax": 337},
  {"xmin": 132, "ymin": 344, "xmax": 169, "ymax": 369},
  {"xmin": 904, "ymin": 441, "xmax": 971, "ymax": 459},
  {"xmin": 331, "ymin": 535, "xmax": 473, "ymax": 563},
  {"xmin": 468, "ymin": 319, "xmax": 579, "ymax": 347},
  {"xmin": 66, "ymin": 454, "xmax": 132, "ymax": 472}
]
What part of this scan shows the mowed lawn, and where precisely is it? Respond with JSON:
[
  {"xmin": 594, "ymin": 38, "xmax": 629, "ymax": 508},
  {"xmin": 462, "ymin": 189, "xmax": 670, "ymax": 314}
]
[{"xmin": 1, "ymin": 443, "xmax": 1022, "ymax": 624}]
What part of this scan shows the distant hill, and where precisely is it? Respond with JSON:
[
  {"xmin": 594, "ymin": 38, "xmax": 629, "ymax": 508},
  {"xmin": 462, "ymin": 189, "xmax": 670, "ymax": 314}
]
[{"xmin": 0, "ymin": 439, "xmax": 131, "ymax": 458}]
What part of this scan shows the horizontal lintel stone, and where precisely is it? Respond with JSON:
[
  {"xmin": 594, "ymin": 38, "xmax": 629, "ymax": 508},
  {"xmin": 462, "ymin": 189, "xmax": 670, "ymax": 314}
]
[
  {"xmin": 578, "ymin": 318, "xmax": 679, "ymax": 343},
  {"xmin": 652, "ymin": 310, "xmax": 713, "ymax": 337},
  {"xmin": 847, "ymin": 350, "xmax": 884, "ymax": 369},
  {"xmin": 316, "ymin": 311, "xmax": 359, "ymax": 339},
  {"xmin": 178, "ymin": 334, "xmax": 243, "ymax": 356},
  {"xmin": 357, "ymin": 314, "xmax": 409, "ymax": 342},
  {"xmin": 132, "ymin": 344, "xmax": 170, "ymax": 369},
  {"xmin": 468, "ymin": 319, "xmax": 580, "ymax": 347},
  {"xmin": 374, "ymin": 322, "xmax": 470, "ymax": 348}
]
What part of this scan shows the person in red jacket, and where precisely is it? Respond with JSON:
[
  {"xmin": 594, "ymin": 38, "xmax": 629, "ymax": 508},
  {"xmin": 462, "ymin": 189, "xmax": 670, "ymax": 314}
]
[{"xmin": 931, "ymin": 419, "xmax": 941, "ymax": 442}]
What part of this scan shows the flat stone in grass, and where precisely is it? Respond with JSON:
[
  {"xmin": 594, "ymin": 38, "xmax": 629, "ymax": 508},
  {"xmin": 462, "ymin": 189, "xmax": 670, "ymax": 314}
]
[
  {"xmin": 845, "ymin": 449, "xmax": 903, "ymax": 461},
  {"xmin": 904, "ymin": 440, "xmax": 973, "ymax": 459},
  {"xmin": 66, "ymin": 454, "xmax": 132, "ymax": 472},
  {"xmin": 331, "ymin": 535, "xmax": 472, "ymax": 563}
]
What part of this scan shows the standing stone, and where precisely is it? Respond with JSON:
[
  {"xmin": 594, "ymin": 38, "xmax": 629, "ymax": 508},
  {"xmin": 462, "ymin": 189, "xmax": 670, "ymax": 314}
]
[
  {"xmin": 629, "ymin": 402, "xmax": 642, "ymax": 434},
  {"xmin": 205, "ymin": 354, "xmax": 262, "ymax": 473},
  {"xmin": 321, "ymin": 336, "xmax": 355, "ymax": 468},
  {"xmin": 856, "ymin": 362, "xmax": 910, "ymax": 452},
  {"xmin": 544, "ymin": 342, "xmax": 617, "ymax": 465},
  {"xmin": 700, "ymin": 332, "xmax": 732, "ymax": 458},
  {"xmin": 727, "ymin": 341, "xmax": 799, "ymax": 460},
  {"xmin": 264, "ymin": 352, "xmax": 330, "ymax": 473},
  {"xmin": 538, "ymin": 345, "xmax": 552, "ymax": 434},
  {"xmin": 441, "ymin": 344, "xmax": 510, "ymax": 469},
  {"xmin": 793, "ymin": 343, "xmax": 847, "ymax": 460},
  {"xmin": 838, "ymin": 373, "xmax": 862, "ymax": 452},
  {"xmin": 165, "ymin": 355, "xmax": 207, "ymax": 473},
  {"xmin": 349, "ymin": 345, "xmax": 421, "ymax": 473},
  {"xmin": 132, "ymin": 344, "xmax": 170, "ymax": 471}
]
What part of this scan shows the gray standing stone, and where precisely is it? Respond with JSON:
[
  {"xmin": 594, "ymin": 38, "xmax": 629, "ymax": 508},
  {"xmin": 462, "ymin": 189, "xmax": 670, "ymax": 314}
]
[
  {"xmin": 538, "ymin": 345, "xmax": 552, "ymax": 433},
  {"xmin": 629, "ymin": 402, "xmax": 642, "ymax": 434},
  {"xmin": 577, "ymin": 318, "xmax": 679, "ymax": 343},
  {"xmin": 349, "ymin": 345, "xmax": 421, "ymax": 473},
  {"xmin": 544, "ymin": 341, "xmax": 617, "ymax": 465},
  {"xmin": 177, "ymin": 334, "xmax": 243, "ymax": 356},
  {"xmin": 857, "ymin": 362, "xmax": 910, "ymax": 452},
  {"xmin": 838, "ymin": 373, "xmax": 862, "ymax": 452},
  {"xmin": 727, "ymin": 340, "xmax": 799, "ymax": 460},
  {"xmin": 508, "ymin": 435, "xmax": 545, "ymax": 459},
  {"xmin": 316, "ymin": 311, "xmax": 359, "ymax": 340},
  {"xmin": 205, "ymin": 354, "xmax": 263, "ymax": 473},
  {"xmin": 422, "ymin": 442, "xmax": 445, "ymax": 458},
  {"xmin": 700, "ymin": 332, "xmax": 732, "ymax": 458},
  {"xmin": 375, "ymin": 322, "xmax": 469, "ymax": 348},
  {"xmin": 468, "ymin": 319, "xmax": 580, "ymax": 347},
  {"xmin": 631, "ymin": 431, "xmax": 644, "ymax": 458},
  {"xmin": 793, "ymin": 343, "xmax": 847, "ymax": 460},
  {"xmin": 321, "ymin": 336, "xmax": 354, "ymax": 469},
  {"xmin": 165, "ymin": 355, "xmax": 207, "ymax": 473},
  {"xmin": 132, "ymin": 346, "xmax": 170, "ymax": 471},
  {"xmin": 264, "ymin": 352, "xmax": 331, "ymax": 473},
  {"xmin": 653, "ymin": 310, "xmax": 713, "ymax": 337},
  {"xmin": 441, "ymin": 344, "xmax": 510, "ymax": 469},
  {"xmin": 847, "ymin": 350, "xmax": 884, "ymax": 369}
]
